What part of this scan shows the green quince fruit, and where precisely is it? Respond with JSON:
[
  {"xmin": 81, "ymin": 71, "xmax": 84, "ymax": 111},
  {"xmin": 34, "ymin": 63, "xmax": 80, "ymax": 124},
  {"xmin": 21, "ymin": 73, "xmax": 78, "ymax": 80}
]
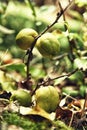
[
  {"xmin": 10, "ymin": 89, "xmax": 32, "ymax": 107},
  {"xmin": 36, "ymin": 33, "xmax": 60, "ymax": 58},
  {"xmin": 16, "ymin": 28, "xmax": 38, "ymax": 50},
  {"xmin": 35, "ymin": 86, "xmax": 59, "ymax": 113}
]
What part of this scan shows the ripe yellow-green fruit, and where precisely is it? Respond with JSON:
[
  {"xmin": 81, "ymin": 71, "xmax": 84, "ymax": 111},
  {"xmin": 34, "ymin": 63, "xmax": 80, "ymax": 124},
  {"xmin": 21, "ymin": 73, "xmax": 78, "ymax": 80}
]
[
  {"xmin": 10, "ymin": 89, "xmax": 32, "ymax": 107},
  {"xmin": 36, "ymin": 33, "xmax": 60, "ymax": 58},
  {"xmin": 35, "ymin": 86, "xmax": 59, "ymax": 113},
  {"xmin": 16, "ymin": 28, "xmax": 38, "ymax": 50}
]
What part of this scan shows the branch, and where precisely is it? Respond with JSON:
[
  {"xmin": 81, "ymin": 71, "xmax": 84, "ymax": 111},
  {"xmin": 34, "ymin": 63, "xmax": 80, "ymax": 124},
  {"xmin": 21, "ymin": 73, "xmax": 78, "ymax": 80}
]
[
  {"xmin": 36, "ymin": 0, "xmax": 73, "ymax": 40},
  {"xmin": 31, "ymin": 68, "xmax": 78, "ymax": 96},
  {"xmin": 30, "ymin": 0, "xmax": 73, "ymax": 50},
  {"xmin": 58, "ymin": 0, "xmax": 75, "ymax": 62},
  {"xmin": 53, "ymin": 53, "xmax": 68, "ymax": 60},
  {"xmin": 38, "ymin": 68, "xmax": 78, "ymax": 86},
  {"xmin": 26, "ymin": 0, "xmax": 73, "ymax": 78},
  {"xmin": 81, "ymin": 89, "xmax": 87, "ymax": 118},
  {"xmin": 26, "ymin": 0, "xmax": 36, "ymax": 17},
  {"xmin": 58, "ymin": 0, "xmax": 68, "ymax": 31}
]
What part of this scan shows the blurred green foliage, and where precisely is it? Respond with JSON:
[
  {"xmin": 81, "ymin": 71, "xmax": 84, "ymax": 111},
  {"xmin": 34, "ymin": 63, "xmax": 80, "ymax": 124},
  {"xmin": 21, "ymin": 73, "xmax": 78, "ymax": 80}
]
[
  {"xmin": 0, "ymin": 0, "xmax": 48, "ymax": 57},
  {"xmin": 0, "ymin": 0, "xmax": 85, "ymax": 58}
]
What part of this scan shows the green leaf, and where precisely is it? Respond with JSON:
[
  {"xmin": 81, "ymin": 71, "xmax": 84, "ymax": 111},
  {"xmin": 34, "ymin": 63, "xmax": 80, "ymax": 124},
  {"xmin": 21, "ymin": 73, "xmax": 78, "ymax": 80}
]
[
  {"xmin": 0, "ymin": 63, "xmax": 26, "ymax": 77},
  {"xmin": 74, "ymin": 57, "xmax": 87, "ymax": 71},
  {"xmin": 30, "ymin": 66, "xmax": 45, "ymax": 79},
  {"xmin": 80, "ymin": 85, "xmax": 87, "ymax": 97},
  {"xmin": 0, "ymin": 25, "xmax": 15, "ymax": 34},
  {"xmin": 75, "ymin": 0, "xmax": 87, "ymax": 7}
]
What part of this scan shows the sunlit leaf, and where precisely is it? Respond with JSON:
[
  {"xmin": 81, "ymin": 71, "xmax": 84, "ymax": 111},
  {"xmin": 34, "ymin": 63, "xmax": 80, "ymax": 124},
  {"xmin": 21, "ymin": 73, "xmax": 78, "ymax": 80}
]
[
  {"xmin": 62, "ymin": 86, "xmax": 79, "ymax": 97},
  {"xmin": 75, "ymin": 0, "xmax": 87, "ymax": 7},
  {"xmin": 0, "ymin": 25, "xmax": 15, "ymax": 34},
  {"xmin": 20, "ymin": 106, "xmax": 55, "ymax": 121},
  {"xmin": 5, "ymin": 63, "xmax": 26, "ymax": 77},
  {"xmin": 80, "ymin": 85, "xmax": 87, "ymax": 97},
  {"xmin": 74, "ymin": 57, "xmax": 87, "ymax": 71}
]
